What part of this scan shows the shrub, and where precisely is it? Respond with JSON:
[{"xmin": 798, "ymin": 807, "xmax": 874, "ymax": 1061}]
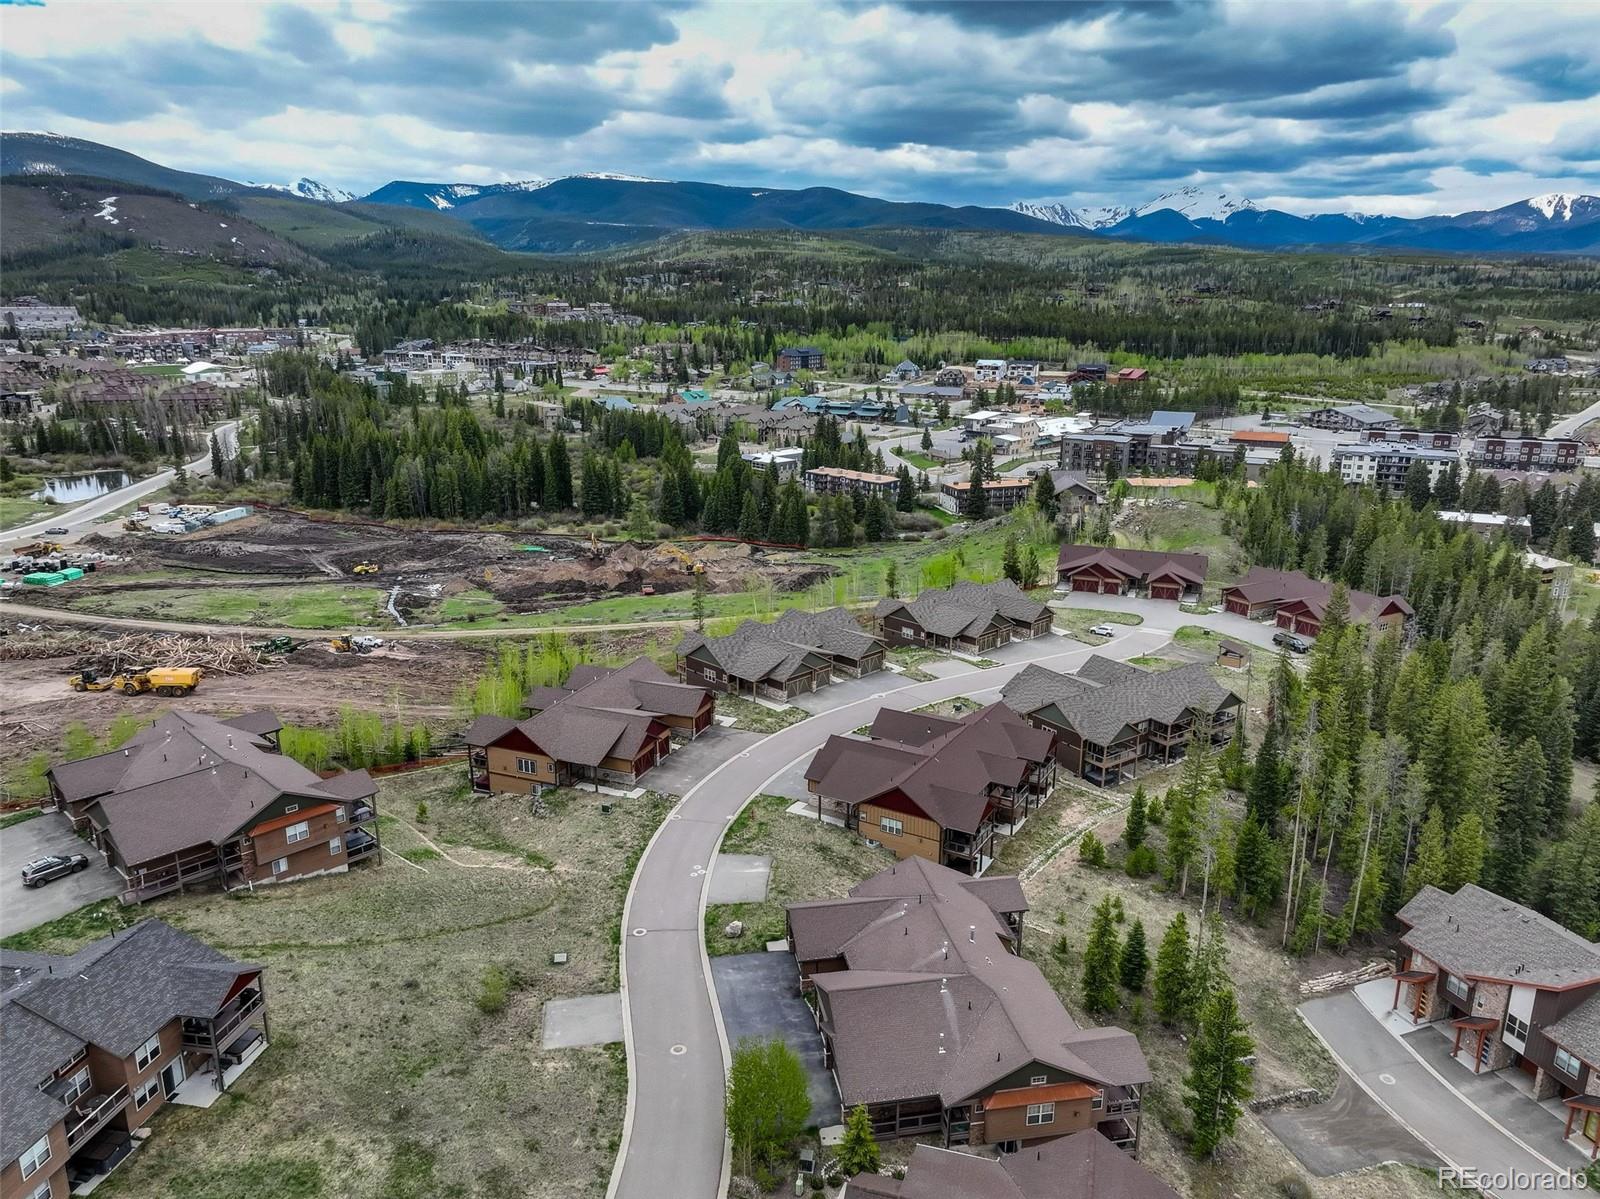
[
  {"xmin": 475, "ymin": 965, "xmax": 510, "ymax": 1014},
  {"xmin": 1079, "ymin": 831, "xmax": 1108, "ymax": 867},
  {"xmin": 416, "ymin": 801, "xmax": 429, "ymax": 822},
  {"xmin": 1275, "ymin": 1177, "xmax": 1314, "ymax": 1199},
  {"xmin": 1146, "ymin": 795, "xmax": 1166, "ymax": 825},
  {"xmin": 1125, "ymin": 845, "xmax": 1158, "ymax": 877}
]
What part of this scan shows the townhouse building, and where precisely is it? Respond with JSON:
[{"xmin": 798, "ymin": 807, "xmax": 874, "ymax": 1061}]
[
  {"xmin": 875, "ymin": 581, "xmax": 1054, "ymax": 655},
  {"xmin": 676, "ymin": 608, "xmax": 885, "ymax": 700},
  {"xmin": 1055, "ymin": 546, "xmax": 1207, "ymax": 602},
  {"xmin": 1220, "ymin": 566, "xmax": 1411, "ymax": 639}
]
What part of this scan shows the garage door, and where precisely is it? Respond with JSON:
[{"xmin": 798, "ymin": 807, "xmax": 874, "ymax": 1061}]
[
  {"xmin": 1275, "ymin": 612, "xmax": 1293, "ymax": 629},
  {"xmin": 1072, "ymin": 577, "xmax": 1099, "ymax": 593},
  {"xmin": 1295, "ymin": 617, "xmax": 1320, "ymax": 636},
  {"xmin": 1100, "ymin": 580, "xmax": 1122, "ymax": 595},
  {"xmin": 1225, "ymin": 598, "xmax": 1249, "ymax": 615}
]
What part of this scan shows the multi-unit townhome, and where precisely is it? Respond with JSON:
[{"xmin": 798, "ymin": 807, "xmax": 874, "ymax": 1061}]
[
  {"xmin": 1, "ymin": 921, "xmax": 268, "ymax": 1198},
  {"xmin": 788, "ymin": 858, "xmax": 1150, "ymax": 1152},
  {"xmin": 1392, "ymin": 884, "xmax": 1600, "ymax": 1159},
  {"xmin": 1000, "ymin": 658, "xmax": 1241, "ymax": 786},
  {"xmin": 1055, "ymin": 545, "xmax": 1208, "ymax": 602},
  {"xmin": 1220, "ymin": 566, "xmax": 1412, "ymax": 639},
  {"xmin": 47, "ymin": 711, "xmax": 378, "ymax": 903},
  {"xmin": 465, "ymin": 657, "xmax": 713, "ymax": 793},
  {"xmin": 805, "ymin": 702, "xmax": 1058, "ymax": 874},
  {"xmin": 1467, "ymin": 436, "xmax": 1581, "ymax": 471},
  {"xmin": 874, "ymin": 580, "xmax": 1054, "ymax": 655},
  {"xmin": 676, "ymin": 608, "xmax": 885, "ymax": 700},
  {"xmin": 844, "ymin": 1130, "xmax": 1179, "ymax": 1199}
]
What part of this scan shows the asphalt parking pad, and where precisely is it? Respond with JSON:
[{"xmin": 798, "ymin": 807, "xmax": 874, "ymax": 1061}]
[
  {"xmin": 708, "ymin": 854, "xmax": 772, "ymax": 903},
  {"xmin": 541, "ymin": 993, "xmax": 624, "ymax": 1049},
  {"xmin": 710, "ymin": 952, "xmax": 837, "ymax": 1124},
  {"xmin": 1262, "ymin": 1075, "xmax": 1435, "ymax": 1175},
  {"xmin": 645, "ymin": 728, "xmax": 767, "ymax": 796}
]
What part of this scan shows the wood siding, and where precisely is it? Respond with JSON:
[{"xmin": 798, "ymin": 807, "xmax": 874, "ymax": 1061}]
[
  {"xmin": 1, "ymin": 1122, "xmax": 69, "ymax": 1199},
  {"xmin": 859, "ymin": 801, "xmax": 942, "ymax": 864}
]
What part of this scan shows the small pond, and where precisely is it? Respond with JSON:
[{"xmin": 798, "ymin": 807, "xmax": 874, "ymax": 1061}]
[{"xmin": 32, "ymin": 471, "xmax": 130, "ymax": 503}]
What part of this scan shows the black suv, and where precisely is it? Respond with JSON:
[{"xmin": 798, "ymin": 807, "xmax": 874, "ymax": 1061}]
[
  {"xmin": 20, "ymin": 854, "xmax": 89, "ymax": 887},
  {"xmin": 1272, "ymin": 630, "xmax": 1310, "ymax": 654}
]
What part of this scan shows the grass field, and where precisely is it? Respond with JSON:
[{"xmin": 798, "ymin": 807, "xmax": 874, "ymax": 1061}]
[
  {"xmin": 7, "ymin": 768, "xmax": 670, "ymax": 1199},
  {"xmin": 897, "ymin": 451, "xmax": 942, "ymax": 471},
  {"xmin": 68, "ymin": 584, "xmax": 390, "ymax": 629},
  {"xmin": 1052, "ymin": 606, "xmax": 1144, "ymax": 642},
  {"xmin": 705, "ymin": 794, "xmax": 892, "ymax": 956},
  {"xmin": 1113, "ymin": 500, "xmax": 1245, "ymax": 581},
  {"xmin": 0, "ymin": 494, "xmax": 56, "ymax": 529}
]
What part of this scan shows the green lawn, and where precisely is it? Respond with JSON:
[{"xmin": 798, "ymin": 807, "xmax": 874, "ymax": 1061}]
[
  {"xmin": 898, "ymin": 451, "xmax": 942, "ymax": 471},
  {"xmin": 69, "ymin": 584, "xmax": 390, "ymax": 629},
  {"xmin": 1129, "ymin": 655, "xmax": 1181, "ymax": 669},
  {"xmin": 436, "ymin": 588, "xmax": 506, "ymax": 622},
  {"xmin": 130, "ymin": 364, "xmax": 186, "ymax": 377},
  {"xmin": 0, "ymin": 495, "xmax": 55, "ymax": 530}
]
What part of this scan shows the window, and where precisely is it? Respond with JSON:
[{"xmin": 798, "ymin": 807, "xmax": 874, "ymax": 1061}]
[
  {"xmin": 516, "ymin": 757, "xmax": 539, "ymax": 775},
  {"xmin": 285, "ymin": 820, "xmax": 310, "ymax": 845},
  {"xmin": 1025, "ymin": 1103, "xmax": 1055, "ymax": 1126},
  {"xmin": 135, "ymin": 1033, "xmax": 162, "ymax": 1071},
  {"xmin": 1444, "ymin": 973, "xmax": 1469, "ymax": 1000},
  {"xmin": 29, "ymin": 1181, "xmax": 52, "ymax": 1199},
  {"xmin": 284, "ymin": 803, "xmax": 299, "ymax": 814},
  {"xmin": 1029, "ymin": 1075, "xmax": 1047, "ymax": 1086},
  {"xmin": 134, "ymin": 1077, "xmax": 161, "ymax": 1108},
  {"xmin": 61, "ymin": 1065, "xmax": 91, "ymax": 1104},
  {"xmin": 334, "ymin": 806, "xmax": 346, "ymax": 823},
  {"xmin": 329, "ymin": 837, "xmax": 342, "ymax": 855},
  {"xmin": 879, "ymin": 817, "xmax": 904, "ymax": 837},
  {"xmin": 1504, "ymin": 1012, "xmax": 1530, "ymax": 1042},
  {"xmin": 1555, "ymin": 1047, "xmax": 1583, "ymax": 1078},
  {"xmin": 272, "ymin": 857, "xmax": 288, "ymax": 876},
  {"xmin": 20, "ymin": 1133, "xmax": 50, "ymax": 1178},
  {"xmin": 1091, "ymin": 1089, "xmax": 1104, "ymax": 1110}
]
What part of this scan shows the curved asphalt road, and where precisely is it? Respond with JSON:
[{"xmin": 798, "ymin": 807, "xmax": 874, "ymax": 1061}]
[
  {"xmin": 5, "ymin": 421, "xmax": 240, "ymax": 543},
  {"xmin": 608, "ymin": 604, "xmax": 1284, "ymax": 1199}
]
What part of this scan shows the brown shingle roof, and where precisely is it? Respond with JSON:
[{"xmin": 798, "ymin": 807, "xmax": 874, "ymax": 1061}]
[
  {"xmin": 862, "ymin": 1133, "xmax": 1180, "ymax": 1199},
  {"xmin": 1055, "ymin": 544, "xmax": 1207, "ymax": 587},
  {"xmin": 1397, "ymin": 884, "xmax": 1600, "ymax": 988},
  {"xmin": 875, "ymin": 581, "xmax": 1051, "ymax": 641},
  {"xmin": 678, "ymin": 609, "xmax": 870, "ymax": 683},
  {"xmin": 1000, "ymin": 658, "xmax": 1240, "ymax": 748},
  {"xmin": 1221, "ymin": 566, "xmax": 1412, "ymax": 622}
]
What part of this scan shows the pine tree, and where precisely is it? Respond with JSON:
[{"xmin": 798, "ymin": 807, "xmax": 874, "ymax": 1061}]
[
  {"xmin": 1119, "ymin": 919, "xmax": 1149, "ymax": 992},
  {"xmin": 885, "ymin": 561, "xmax": 899, "ymax": 599},
  {"xmin": 1404, "ymin": 805, "xmax": 1449, "ymax": 900},
  {"xmin": 1183, "ymin": 986, "xmax": 1255, "ymax": 1159},
  {"xmin": 896, "ymin": 463, "xmax": 916, "ymax": 512},
  {"xmin": 1021, "ymin": 545, "xmax": 1041, "ymax": 589},
  {"xmin": 1002, "ymin": 531, "xmax": 1022, "ymax": 584},
  {"xmin": 1124, "ymin": 784, "xmax": 1148, "ymax": 850},
  {"xmin": 1185, "ymin": 914, "xmax": 1227, "ymax": 1025},
  {"xmin": 738, "ymin": 492, "xmax": 763, "ymax": 540},
  {"xmin": 864, "ymin": 497, "xmax": 890, "ymax": 542},
  {"xmin": 1165, "ymin": 745, "xmax": 1216, "ymax": 895},
  {"xmin": 1446, "ymin": 811, "xmax": 1487, "ymax": 891},
  {"xmin": 837, "ymin": 1104, "xmax": 880, "ymax": 1176},
  {"xmin": 1232, "ymin": 814, "xmax": 1276, "ymax": 919},
  {"xmin": 544, "ymin": 433, "xmax": 574, "ymax": 510},
  {"xmin": 1153, "ymin": 913, "xmax": 1192, "ymax": 1025},
  {"xmin": 209, "ymin": 432, "xmax": 224, "ymax": 479},
  {"xmin": 1080, "ymin": 896, "xmax": 1121, "ymax": 1015}
]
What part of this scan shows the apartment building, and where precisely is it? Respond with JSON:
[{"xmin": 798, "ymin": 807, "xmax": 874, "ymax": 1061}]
[
  {"xmin": 804, "ymin": 466, "xmax": 898, "ymax": 500},
  {"xmin": 787, "ymin": 858, "xmax": 1150, "ymax": 1150},
  {"xmin": 875, "ymin": 580, "xmax": 1054, "ymax": 655},
  {"xmin": 1468, "ymin": 436, "xmax": 1582, "ymax": 471},
  {"xmin": 938, "ymin": 477, "xmax": 1033, "ymax": 513},
  {"xmin": 777, "ymin": 346, "xmax": 825, "ymax": 371},
  {"xmin": 1302, "ymin": 403, "xmax": 1402, "ymax": 432},
  {"xmin": 805, "ymin": 702, "xmax": 1058, "ymax": 872},
  {"xmin": 47, "ymin": 711, "xmax": 378, "ymax": 903},
  {"xmin": 465, "ymin": 658, "xmax": 713, "ymax": 793},
  {"xmin": 1331, "ymin": 443, "xmax": 1455, "ymax": 493},
  {"xmin": 1, "ymin": 921, "xmax": 267, "ymax": 1198},
  {"xmin": 1001, "ymin": 658, "xmax": 1241, "ymax": 785}
]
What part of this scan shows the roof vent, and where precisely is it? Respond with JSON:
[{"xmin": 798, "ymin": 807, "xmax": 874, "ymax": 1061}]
[{"xmin": 970, "ymin": 925, "xmax": 976, "ymax": 943}]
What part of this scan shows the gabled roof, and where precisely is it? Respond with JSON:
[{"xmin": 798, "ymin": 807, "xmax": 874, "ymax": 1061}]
[
  {"xmin": 678, "ymin": 608, "xmax": 876, "ymax": 683},
  {"xmin": 1055, "ymin": 544, "xmax": 1208, "ymax": 587},
  {"xmin": 1000, "ymin": 658, "xmax": 1240, "ymax": 747},
  {"xmin": 806, "ymin": 702, "xmax": 1055, "ymax": 833},
  {"xmin": 796, "ymin": 861, "xmax": 1148, "ymax": 1110},
  {"xmin": 52, "ymin": 710, "xmax": 375, "ymax": 865},
  {"xmin": 472, "ymin": 658, "xmax": 698, "ymax": 767},
  {"xmin": 1546, "ymin": 993, "xmax": 1600, "ymax": 1067},
  {"xmin": 1221, "ymin": 566, "xmax": 1412, "ymax": 622},
  {"xmin": 1397, "ymin": 884, "xmax": 1600, "ymax": 988},
  {"xmin": 1, "ymin": 920, "xmax": 259, "ymax": 1166},
  {"xmin": 874, "ymin": 580, "xmax": 1051, "ymax": 641}
]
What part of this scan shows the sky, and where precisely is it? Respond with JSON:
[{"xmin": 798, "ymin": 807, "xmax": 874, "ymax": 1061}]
[{"xmin": 2, "ymin": 0, "xmax": 1597, "ymax": 217}]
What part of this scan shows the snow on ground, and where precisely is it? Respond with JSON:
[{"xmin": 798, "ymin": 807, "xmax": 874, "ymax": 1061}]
[{"xmin": 94, "ymin": 197, "xmax": 119, "ymax": 224}]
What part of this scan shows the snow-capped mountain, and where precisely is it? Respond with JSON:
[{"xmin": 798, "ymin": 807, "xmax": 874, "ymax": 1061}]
[
  {"xmin": 1010, "ymin": 200, "xmax": 1130, "ymax": 230},
  {"xmin": 1131, "ymin": 186, "xmax": 1258, "ymax": 222},
  {"xmin": 1526, "ymin": 193, "xmax": 1595, "ymax": 223},
  {"xmin": 249, "ymin": 177, "xmax": 355, "ymax": 204}
]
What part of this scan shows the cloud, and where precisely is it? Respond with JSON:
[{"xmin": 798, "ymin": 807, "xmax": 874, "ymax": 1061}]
[{"xmin": 0, "ymin": 0, "xmax": 1592, "ymax": 215}]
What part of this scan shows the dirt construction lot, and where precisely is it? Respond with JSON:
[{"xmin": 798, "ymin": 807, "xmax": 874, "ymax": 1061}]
[{"xmin": 4, "ymin": 768, "xmax": 671, "ymax": 1199}]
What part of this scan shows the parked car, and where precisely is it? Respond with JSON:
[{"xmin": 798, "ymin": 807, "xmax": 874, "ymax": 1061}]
[
  {"xmin": 44, "ymin": 527, "xmax": 69, "ymax": 536},
  {"xmin": 21, "ymin": 853, "xmax": 89, "ymax": 887},
  {"xmin": 1273, "ymin": 630, "xmax": 1311, "ymax": 654},
  {"xmin": 1088, "ymin": 624, "xmax": 1117, "ymax": 637}
]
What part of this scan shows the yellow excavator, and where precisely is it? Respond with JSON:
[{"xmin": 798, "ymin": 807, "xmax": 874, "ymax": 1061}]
[
  {"xmin": 351, "ymin": 561, "xmax": 379, "ymax": 575},
  {"xmin": 661, "ymin": 543, "xmax": 706, "ymax": 575}
]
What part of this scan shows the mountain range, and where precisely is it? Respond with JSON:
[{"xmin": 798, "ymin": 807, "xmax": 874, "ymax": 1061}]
[{"xmin": 3, "ymin": 132, "xmax": 1597, "ymax": 256}]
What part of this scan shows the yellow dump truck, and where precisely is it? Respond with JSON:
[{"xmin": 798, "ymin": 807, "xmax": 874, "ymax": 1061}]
[{"xmin": 69, "ymin": 667, "xmax": 202, "ymax": 697}]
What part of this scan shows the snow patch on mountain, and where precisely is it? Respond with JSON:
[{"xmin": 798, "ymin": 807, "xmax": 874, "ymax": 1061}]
[
  {"xmin": 1133, "ymin": 187, "xmax": 1258, "ymax": 222},
  {"xmin": 1009, "ymin": 201, "xmax": 1129, "ymax": 229},
  {"xmin": 250, "ymin": 178, "xmax": 356, "ymax": 203},
  {"xmin": 1529, "ymin": 193, "xmax": 1584, "ymax": 221}
]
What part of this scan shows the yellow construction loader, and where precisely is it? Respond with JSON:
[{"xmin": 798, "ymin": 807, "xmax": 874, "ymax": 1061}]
[{"xmin": 69, "ymin": 667, "xmax": 202, "ymax": 697}]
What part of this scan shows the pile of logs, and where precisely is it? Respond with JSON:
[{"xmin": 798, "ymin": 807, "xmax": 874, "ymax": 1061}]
[
  {"xmin": 1298, "ymin": 959, "xmax": 1392, "ymax": 996},
  {"xmin": 81, "ymin": 632, "xmax": 266, "ymax": 677}
]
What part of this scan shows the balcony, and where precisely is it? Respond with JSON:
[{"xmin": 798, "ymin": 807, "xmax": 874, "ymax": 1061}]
[
  {"xmin": 349, "ymin": 804, "xmax": 376, "ymax": 824},
  {"xmin": 182, "ymin": 987, "xmax": 264, "ymax": 1051},
  {"xmin": 942, "ymin": 823, "xmax": 996, "ymax": 860},
  {"xmin": 1103, "ymin": 1084, "xmax": 1141, "ymax": 1117},
  {"xmin": 1084, "ymin": 741, "xmax": 1139, "ymax": 768},
  {"xmin": 64, "ymin": 1086, "xmax": 130, "ymax": 1149}
]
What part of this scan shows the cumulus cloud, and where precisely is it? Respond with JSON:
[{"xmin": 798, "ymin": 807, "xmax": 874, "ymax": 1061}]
[{"xmin": 0, "ymin": 0, "xmax": 1593, "ymax": 213}]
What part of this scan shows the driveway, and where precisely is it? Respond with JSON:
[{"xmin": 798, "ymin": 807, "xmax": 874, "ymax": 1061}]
[
  {"xmin": 710, "ymin": 952, "xmax": 838, "ymax": 1125},
  {"xmin": 609, "ymin": 620, "xmax": 1175, "ymax": 1199},
  {"xmin": 1262, "ymin": 1074, "xmax": 1434, "ymax": 1175},
  {"xmin": 0, "ymin": 813, "xmax": 121, "ymax": 937},
  {"xmin": 647, "ymin": 728, "xmax": 767, "ymax": 797},
  {"xmin": 1300, "ymin": 990, "xmax": 1581, "ymax": 1198},
  {"xmin": 1049, "ymin": 591, "xmax": 1287, "ymax": 652}
]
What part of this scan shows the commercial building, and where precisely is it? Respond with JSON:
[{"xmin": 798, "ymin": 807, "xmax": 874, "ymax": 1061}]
[
  {"xmin": 1, "ymin": 921, "xmax": 268, "ymax": 1198},
  {"xmin": 1302, "ymin": 404, "xmax": 1402, "ymax": 432},
  {"xmin": 1001, "ymin": 658, "xmax": 1240, "ymax": 786},
  {"xmin": 47, "ymin": 711, "xmax": 378, "ymax": 903},
  {"xmin": 465, "ymin": 658, "xmax": 713, "ymax": 793},
  {"xmin": 787, "ymin": 858, "xmax": 1150, "ymax": 1149}
]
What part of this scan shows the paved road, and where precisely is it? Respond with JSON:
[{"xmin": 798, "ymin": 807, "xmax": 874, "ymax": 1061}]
[
  {"xmin": 1548, "ymin": 395, "xmax": 1600, "ymax": 440},
  {"xmin": 4, "ymin": 421, "xmax": 240, "ymax": 542},
  {"xmin": 1301, "ymin": 991, "xmax": 1578, "ymax": 1198},
  {"xmin": 609, "ymin": 604, "xmax": 1288, "ymax": 1199}
]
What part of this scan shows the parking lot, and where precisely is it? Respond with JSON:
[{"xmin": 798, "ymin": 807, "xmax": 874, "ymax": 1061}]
[{"xmin": 0, "ymin": 812, "xmax": 121, "ymax": 937}]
